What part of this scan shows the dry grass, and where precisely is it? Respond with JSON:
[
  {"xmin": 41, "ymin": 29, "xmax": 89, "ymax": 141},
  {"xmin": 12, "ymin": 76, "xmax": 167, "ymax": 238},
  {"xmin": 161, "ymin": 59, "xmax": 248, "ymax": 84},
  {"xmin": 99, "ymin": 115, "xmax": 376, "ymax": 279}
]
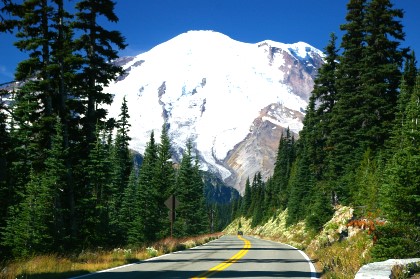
[
  {"xmin": 306, "ymin": 232, "xmax": 373, "ymax": 279},
  {"xmin": 0, "ymin": 233, "xmax": 222, "ymax": 279},
  {"xmin": 224, "ymin": 207, "xmax": 375, "ymax": 279}
]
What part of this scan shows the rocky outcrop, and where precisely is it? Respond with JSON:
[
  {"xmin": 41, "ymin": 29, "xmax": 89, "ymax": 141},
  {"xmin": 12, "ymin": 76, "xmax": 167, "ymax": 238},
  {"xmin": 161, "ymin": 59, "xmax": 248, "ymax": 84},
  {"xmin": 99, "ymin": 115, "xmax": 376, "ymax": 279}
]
[
  {"xmin": 355, "ymin": 259, "xmax": 420, "ymax": 279},
  {"xmin": 224, "ymin": 103, "xmax": 304, "ymax": 193}
]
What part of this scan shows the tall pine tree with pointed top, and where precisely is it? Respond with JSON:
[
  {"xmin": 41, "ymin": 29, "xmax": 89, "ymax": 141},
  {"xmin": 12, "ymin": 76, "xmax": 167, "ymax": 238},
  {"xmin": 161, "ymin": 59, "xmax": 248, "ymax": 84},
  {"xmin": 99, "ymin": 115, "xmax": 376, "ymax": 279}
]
[{"xmin": 129, "ymin": 131, "xmax": 159, "ymax": 244}]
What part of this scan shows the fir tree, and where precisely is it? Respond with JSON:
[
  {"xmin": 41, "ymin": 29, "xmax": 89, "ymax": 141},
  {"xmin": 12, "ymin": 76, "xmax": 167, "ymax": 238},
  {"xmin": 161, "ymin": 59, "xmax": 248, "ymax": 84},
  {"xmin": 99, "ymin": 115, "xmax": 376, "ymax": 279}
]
[
  {"xmin": 119, "ymin": 166, "xmax": 137, "ymax": 244},
  {"xmin": 79, "ymin": 126, "xmax": 112, "ymax": 246},
  {"xmin": 251, "ymin": 173, "xmax": 264, "ymax": 227},
  {"xmin": 41, "ymin": 118, "xmax": 68, "ymax": 249},
  {"xmin": 241, "ymin": 177, "xmax": 251, "ymax": 216},
  {"xmin": 129, "ymin": 131, "xmax": 159, "ymax": 244},
  {"xmin": 328, "ymin": 0, "xmax": 367, "ymax": 176},
  {"xmin": 310, "ymin": 33, "xmax": 339, "ymax": 182},
  {"xmin": 73, "ymin": 0, "xmax": 126, "ymax": 145},
  {"xmin": 352, "ymin": 149, "xmax": 381, "ymax": 212},
  {"xmin": 272, "ymin": 129, "xmax": 295, "ymax": 210},
  {"xmin": 0, "ymin": 89, "xmax": 11, "ymax": 248},
  {"xmin": 1, "ymin": 170, "xmax": 52, "ymax": 257},
  {"xmin": 154, "ymin": 124, "xmax": 176, "ymax": 238},
  {"xmin": 174, "ymin": 140, "xmax": 208, "ymax": 236},
  {"xmin": 382, "ymin": 74, "xmax": 420, "ymax": 226},
  {"xmin": 1, "ymin": 118, "xmax": 66, "ymax": 256},
  {"xmin": 360, "ymin": 0, "xmax": 405, "ymax": 147},
  {"xmin": 108, "ymin": 96, "xmax": 132, "ymax": 241}
]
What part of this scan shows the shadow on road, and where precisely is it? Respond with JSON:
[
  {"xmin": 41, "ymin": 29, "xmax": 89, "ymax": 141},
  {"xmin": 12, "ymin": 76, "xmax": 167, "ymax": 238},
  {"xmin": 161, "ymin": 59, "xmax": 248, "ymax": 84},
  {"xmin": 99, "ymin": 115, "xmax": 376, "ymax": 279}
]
[{"xmin": 70, "ymin": 268, "xmax": 317, "ymax": 279}]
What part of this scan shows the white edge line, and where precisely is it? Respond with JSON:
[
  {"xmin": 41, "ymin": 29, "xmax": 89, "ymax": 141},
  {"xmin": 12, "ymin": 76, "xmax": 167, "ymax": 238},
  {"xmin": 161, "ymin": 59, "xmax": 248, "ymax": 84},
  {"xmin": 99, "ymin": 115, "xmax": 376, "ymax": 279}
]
[
  {"xmin": 279, "ymin": 242, "xmax": 318, "ymax": 279},
  {"xmin": 68, "ymin": 237, "xmax": 222, "ymax": 279},
  {"xmin": 249, "ymin": 236, "xmax": 318, "ymax": 279},
  {"xmin": 68, "ymin": 253, "xmax": 170, "ymax": 279}
]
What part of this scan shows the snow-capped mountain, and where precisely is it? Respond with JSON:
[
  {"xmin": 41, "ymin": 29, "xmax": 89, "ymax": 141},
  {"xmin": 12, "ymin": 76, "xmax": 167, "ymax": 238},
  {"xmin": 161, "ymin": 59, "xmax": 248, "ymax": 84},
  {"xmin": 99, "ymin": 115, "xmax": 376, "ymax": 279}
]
[{"xmin": 104, "ymin": 30, "xmax": 324, "ymax": 193}]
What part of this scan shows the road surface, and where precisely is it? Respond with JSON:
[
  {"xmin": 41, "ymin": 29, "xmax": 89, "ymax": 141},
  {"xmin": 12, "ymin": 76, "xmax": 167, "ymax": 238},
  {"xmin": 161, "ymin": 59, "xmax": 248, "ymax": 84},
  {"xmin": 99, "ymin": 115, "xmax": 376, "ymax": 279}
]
[{"xmin": 71, "ymin": 235, "xmax": 318, "ymax": 279}]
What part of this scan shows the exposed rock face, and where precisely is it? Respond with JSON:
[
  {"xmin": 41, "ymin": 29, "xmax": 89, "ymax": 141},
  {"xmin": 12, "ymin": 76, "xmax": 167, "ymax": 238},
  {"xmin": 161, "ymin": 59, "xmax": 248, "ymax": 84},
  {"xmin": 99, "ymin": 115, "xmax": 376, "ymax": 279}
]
[
  {"xmin": 225, "ymin": 103, "xmax": 304, "ymax": 193},
  {"xmin": 104, "ymin": 30, "xmax": 324, "ymax": 193},
  {"xmin": 355, "ymin": 259, "xmax": 420, "ymax": 279}
]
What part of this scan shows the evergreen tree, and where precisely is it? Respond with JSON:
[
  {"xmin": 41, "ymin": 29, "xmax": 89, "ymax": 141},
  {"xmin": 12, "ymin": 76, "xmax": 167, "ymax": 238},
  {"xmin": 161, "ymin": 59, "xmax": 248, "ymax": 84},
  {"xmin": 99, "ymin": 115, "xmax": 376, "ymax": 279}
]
[
  {"xmin": 330, "ymin": 0, "xmax": 405, "ymax": 174},
  {"xmin": 120, "ymin": 166, "xmax": 137, "ymax": 244},
  {"xmin": 360, "ymin": 0, "xmax": 405, "ymax": 147},
  {"xmin": 381, "ymin": 74, "xmax": 420, "ymax": 226},
  {"xmin": 154, "ymin": 124, "xmax": 176, "ymax": 238},
  {"xmin": 372, "ymin": 75, "xmax": 420, "ymax": 260},
  {"xmin": 108, "ymin": 96, "xmax": 132, "ymax": 241},
  {"xmin": 73, "ymin": 0, "xmax": 126, "ymax": 145},
  {"xmin": 0, "ymin": 89, "xmax": 11, "ymax": 251},
  {"xmin": 263, "ymin": 177, "xmax": 276, "ymax": 219},
  {"xmin": 286, "ymin": 155, "xmax": 314, "ymax": 225},
  {"xmin": 306, "ymin": 184, "xmax": 334, "ymax": 231},
  {"xmin": 328, "ymin": 0, "xmax": 367, "ymax": 176},
  {"xmin": 310, "ymin": 33, "xmax": 339, "ymax": 182},
  {"xmin": 7, "ymin": 83, "xmax": 43, "ymax": 205},
  {"xmin": 272, "ymin": 129, "xmax": 295, "ymax": 210},
  {"xmin": 241, "ymin": 177, "xmax": 251, "ymax": 216},
  {"xmin": 396, "ymin": 52, "xmax": 418, "ymax": 129},
  {"xmin": 174, "ymin": 140, "xmax": 207, "ymax": 236},
  {"xmin": 41, "ymin": 118, "xmax": 68, "ymax": 249},
  {"xmin": 1, "ymin": 118, "xmax": 66, "ymax": 256},
  {"xmin": 1, "ymin": 170, "xmax": 52, "ymax": 257},
  {"xmin": 79, "ymin": 126, "xmax": 112, "ymax": 246},
  {"xmin": 402, "ymin": 51, "xmax": 418, "ymax": 95},
  {"xmin": 251, "ymin": 172, "xmax": 264, "ymax": 227},
  {"xmin": 351, "ymin": 149, "xmax": 381, "ymax": 213},
  {"xmin": 129, "ymin": 131, "xmax": 158, "ymax": 244}
]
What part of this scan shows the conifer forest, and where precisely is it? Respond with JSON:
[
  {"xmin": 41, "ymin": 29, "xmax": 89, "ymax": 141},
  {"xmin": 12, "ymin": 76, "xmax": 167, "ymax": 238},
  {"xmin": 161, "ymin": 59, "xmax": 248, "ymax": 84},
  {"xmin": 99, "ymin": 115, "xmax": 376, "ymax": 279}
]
[{"xmin": 0, "ymin": 0, "xmax": 419, "ymax": 263}]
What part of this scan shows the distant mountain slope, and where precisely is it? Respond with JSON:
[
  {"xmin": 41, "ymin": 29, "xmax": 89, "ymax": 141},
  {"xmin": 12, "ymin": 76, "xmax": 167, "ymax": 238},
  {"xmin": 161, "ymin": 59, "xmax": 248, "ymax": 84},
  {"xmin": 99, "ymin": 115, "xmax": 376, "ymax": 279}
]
[{"xmin": 104, "ymin": 30, "xmax": 324, "ymax": 193}]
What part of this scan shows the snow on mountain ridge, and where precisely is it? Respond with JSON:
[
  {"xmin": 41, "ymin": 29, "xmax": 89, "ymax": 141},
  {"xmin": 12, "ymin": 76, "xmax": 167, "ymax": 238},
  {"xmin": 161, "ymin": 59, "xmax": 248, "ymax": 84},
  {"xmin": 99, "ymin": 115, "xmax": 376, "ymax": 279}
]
[{"xmin": 104, "ymin": 30, "xmax": 323, "ymax": 192}]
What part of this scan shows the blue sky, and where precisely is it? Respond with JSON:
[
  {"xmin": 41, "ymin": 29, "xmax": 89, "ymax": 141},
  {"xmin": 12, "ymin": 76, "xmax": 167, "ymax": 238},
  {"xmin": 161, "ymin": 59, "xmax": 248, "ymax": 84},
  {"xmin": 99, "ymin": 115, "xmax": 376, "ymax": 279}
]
[{"xmin": 1, "ymin": 0, "xmax": 419, "ymax": 85}]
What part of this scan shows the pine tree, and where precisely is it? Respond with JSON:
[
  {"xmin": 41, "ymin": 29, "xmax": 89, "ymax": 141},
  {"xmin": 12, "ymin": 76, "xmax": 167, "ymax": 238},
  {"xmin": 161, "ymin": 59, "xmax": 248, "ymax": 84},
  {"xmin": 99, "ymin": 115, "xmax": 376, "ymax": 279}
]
[
  {"xmin": 73, "ymin": 0, "xmax": 126, "ymax": 145},
  {"xmin": 0, "ymin": 89, "xmax": 11, "ymax": 248},
  {"xmin": 174, "ymin": 140, "xmax": 208, "ymax": 236},
  {"xmin": 241, "ymin": 177, "xmax": 251, "ymax": 216},
  {"xmin": 7, "ymin": 83, "xmax": 43, "ymax": 204},
  {"xmin": 370, "ymin": 75, "xmax": 420, "ymax": 260},
  {"xmin": 108, "ymin": 96, "xmax": 132, "ymax": 241},
  {"xmin": 129, "ymin": 131, "xmax": 159, "ymax": 244},
  {"xmin": 330, "ymin": 0, "xmax": 406, "ymax": 174},
  {"xmin": 120, "ymin": 166, "xmax": 137, "ymax": 244},
  {"xmin": 154, "ymin": 124, "xmax": 176, "ymax": 238},
  {"xmin": 1, "ymin": 118, "xmax": 66, "ymax": 256},
  {"xmin": 251, "ymin": 173, "xmax": 264, "ymax": 227},
  {"xmin": 382, "ymin": 74, "xmax": 420, "ymax": 226},
  {"xmin": 310, "ymin": 33, "xmax": 339, "ymax": 182},
  {"xmin": 1, "ymin": 170, "xmax": 52, "ymax": 257},
  {"xmin": 41, "ymin": 118, "xmax": 68, "ymax": 249},
  {"xmin": 396, "ymin": 52, "xmax": 418, "ymax": 129},
  {"xmin": 79, "ymin": 127, "xmax": 112, "ymax": 246},
  {"xmin": 360, "ymin": 0, "xmax": 405, "ymax": 147},
  {"xmin": 351, "ymin": 149, "xmax": 381, "ymax": 212},
  {"xmin": 328, "ymin": 0, "xmax": 367, "ymax": 176},
  {"xmin": 402, "ymin": 51, "xmax": 418, "ymax": 95},
  {"xmin": 272, "ymin": 129, "xmax": 295, "ymax": 210},
  {"xmin": 286, "ymin": 155, "xmax": 314, "ymax": 225}
]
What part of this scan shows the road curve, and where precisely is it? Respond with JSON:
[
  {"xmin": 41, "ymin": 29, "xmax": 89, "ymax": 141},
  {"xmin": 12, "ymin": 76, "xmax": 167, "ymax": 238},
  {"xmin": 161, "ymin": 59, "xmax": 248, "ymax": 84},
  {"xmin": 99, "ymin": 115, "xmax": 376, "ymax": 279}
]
[{"xmin": 70, "ymin": 235, "xmax": 318, "ymax": 279}]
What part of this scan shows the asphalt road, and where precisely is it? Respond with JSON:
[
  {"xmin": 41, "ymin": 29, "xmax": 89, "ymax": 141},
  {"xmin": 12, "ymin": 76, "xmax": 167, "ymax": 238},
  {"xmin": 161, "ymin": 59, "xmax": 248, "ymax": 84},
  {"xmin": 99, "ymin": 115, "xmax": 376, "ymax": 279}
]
[{"xmin": 71, "ymin": 235, "xmax": 318, "ymax": 279}]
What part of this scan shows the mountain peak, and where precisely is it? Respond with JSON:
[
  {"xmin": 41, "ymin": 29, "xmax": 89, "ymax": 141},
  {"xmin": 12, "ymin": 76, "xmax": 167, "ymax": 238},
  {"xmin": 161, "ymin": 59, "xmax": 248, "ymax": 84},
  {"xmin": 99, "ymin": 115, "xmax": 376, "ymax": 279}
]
[{"xmin": 105, "ymin": 31, "xmax": 324, "ymax": 193}]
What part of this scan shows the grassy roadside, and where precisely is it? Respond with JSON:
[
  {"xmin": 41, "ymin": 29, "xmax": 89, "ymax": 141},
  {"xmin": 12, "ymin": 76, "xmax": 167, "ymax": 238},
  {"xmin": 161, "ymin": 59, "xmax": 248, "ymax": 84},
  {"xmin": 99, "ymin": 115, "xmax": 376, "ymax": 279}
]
[
  {"xmin": 224, "ymin": 206, "xmax": 374, "ymax": 279},
  {"xmin": 0, "ymin": 233, "xmax": 222, "ymax": 279}
]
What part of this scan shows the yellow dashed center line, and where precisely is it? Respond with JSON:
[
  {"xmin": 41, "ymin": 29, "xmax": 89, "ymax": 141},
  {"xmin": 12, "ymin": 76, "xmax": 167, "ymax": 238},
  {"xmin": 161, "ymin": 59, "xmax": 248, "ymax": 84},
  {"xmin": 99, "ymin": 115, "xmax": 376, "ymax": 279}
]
[{"xmin": 191, "ymin": 235, "xmax": 251, "ymax": 279}]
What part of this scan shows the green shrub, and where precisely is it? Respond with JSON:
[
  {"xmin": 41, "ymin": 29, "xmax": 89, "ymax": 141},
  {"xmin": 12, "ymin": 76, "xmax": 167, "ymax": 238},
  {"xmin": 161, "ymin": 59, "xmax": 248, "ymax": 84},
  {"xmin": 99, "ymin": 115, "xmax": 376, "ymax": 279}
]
[{"xmin": 371, "ymin": 222, "xmax": 419, "ymax": 261}]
